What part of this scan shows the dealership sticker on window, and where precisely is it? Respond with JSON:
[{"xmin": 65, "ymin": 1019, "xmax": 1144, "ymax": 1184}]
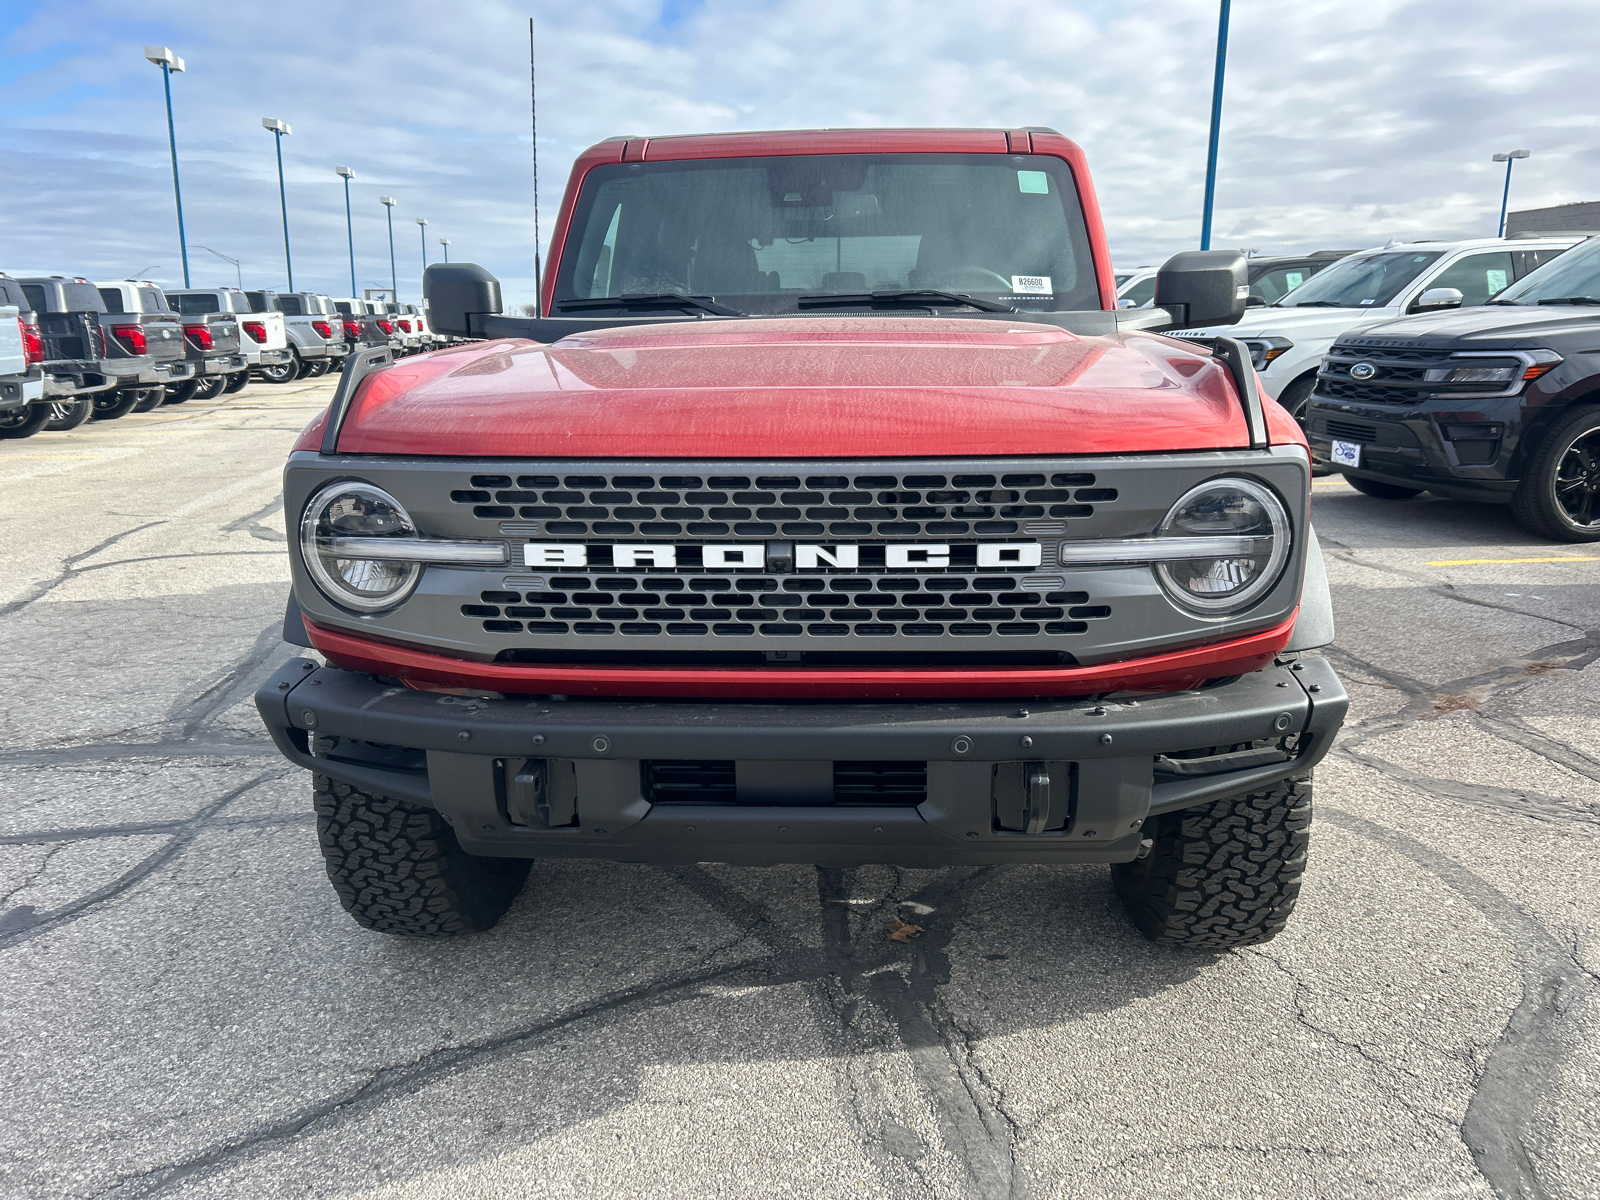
[
  {"xmin": 1011, "ymin": 275, "xmax": 1053, "ymax": 295},
  {"xmin": 1016, "ymin": 170, "xmax": 1050, "ymax": 194}
]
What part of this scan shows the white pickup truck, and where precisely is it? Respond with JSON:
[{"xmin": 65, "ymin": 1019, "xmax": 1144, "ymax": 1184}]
[
  {"xmin": 1174, "ymin": 235, "xmax": 1585, "ymax": 420},
  {"xmin": 167, "ymin": 287, "xmax": 292, "ymax": 389}
]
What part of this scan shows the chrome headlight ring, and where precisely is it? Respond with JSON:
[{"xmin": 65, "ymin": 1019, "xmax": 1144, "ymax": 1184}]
[{"xmin": 1152, "ymin": 476, "xmax": 1292, "ymax": 616}]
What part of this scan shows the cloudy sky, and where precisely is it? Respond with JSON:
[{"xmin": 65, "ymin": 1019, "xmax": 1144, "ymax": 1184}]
[{"xmin": 3, "ymin": 0, "xmax": 1597, "ymax": 309}]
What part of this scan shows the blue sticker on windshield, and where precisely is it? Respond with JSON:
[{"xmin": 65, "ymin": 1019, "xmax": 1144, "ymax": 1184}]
[{"xmin": 1017, "ymin": 171, "xmax": 1049, "ymax": 195}]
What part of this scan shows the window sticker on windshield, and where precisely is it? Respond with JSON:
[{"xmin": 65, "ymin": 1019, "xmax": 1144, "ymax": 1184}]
[
  {"xmin": 1360, "ymin": 298, "xmax": 1375, "ymax": 304},
  {"xmin": 1011, "ymin": 275, "xmax": 1053, "ymax": 294},
  {"xmin": 1487, "ymin": 269, "xmax": 1508, "ymax": 293},
  {"xmin": 1016, "ymin": 171, "xmax": 1049, "ymax": 194}
]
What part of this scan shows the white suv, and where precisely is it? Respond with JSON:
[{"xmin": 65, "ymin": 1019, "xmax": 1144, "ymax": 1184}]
[{"xmin": 1173, "ymin": 235, "xmax": 1583, "ymax": 418}]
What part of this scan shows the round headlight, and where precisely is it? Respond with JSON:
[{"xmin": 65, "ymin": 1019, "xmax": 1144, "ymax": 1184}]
[
  {"xmin": 1154, "ymin": 477, "xmax": 1291, "ymax": 615},
  {"xmin": 299, "ymin": 482, "xmax": 422, "ymax": 612}
]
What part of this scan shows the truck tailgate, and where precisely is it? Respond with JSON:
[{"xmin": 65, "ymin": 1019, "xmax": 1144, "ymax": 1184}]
[{"xmin": 0, "ymin": 306, "xmax": 22, "ymax": 376}]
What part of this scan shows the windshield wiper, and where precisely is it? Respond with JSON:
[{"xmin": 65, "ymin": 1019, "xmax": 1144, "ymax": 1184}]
[
  {"xmin": 1535, "ymin": 296, "xmax": 1600, "ymax": 306},
  {"xmin": 1293, "ymin": 300, "xmax": 1360, "ymax": 308},
  {"xmin": 797, "ymin": 289, "xmax": 1016, "ymax": 313},
  {"xmin": 553, "ymin": 293, "xmax": 742, "ymax": 316}
]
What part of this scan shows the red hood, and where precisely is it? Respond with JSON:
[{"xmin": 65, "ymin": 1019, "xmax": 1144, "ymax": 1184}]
[{"xmin": 316, "ymin": 318, "xmax": 1298, "ymax": 458}]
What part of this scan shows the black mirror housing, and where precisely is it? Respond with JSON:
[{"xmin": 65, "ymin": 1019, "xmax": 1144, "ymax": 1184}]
[
  {"xmin": 423, "ymin": 263, "xmax": 502, "ymax": 337},
  {"xmin": 1153, "ymin": 251, "xmax": 1249, "ymax": 328}
]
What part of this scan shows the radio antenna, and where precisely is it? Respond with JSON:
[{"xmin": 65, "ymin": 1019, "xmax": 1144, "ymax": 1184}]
[{"xmin": 529, "ymin": 17, "xmax": 542, "ymax": 318}]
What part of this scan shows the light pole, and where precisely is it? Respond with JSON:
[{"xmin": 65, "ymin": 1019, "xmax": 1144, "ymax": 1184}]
[
  {"xmin": 336, "ymin": 166, "xmax": 356, "ymax": 297},
  {"xmin": 144, "ymin": 47, "xmax": 190, "ymax": 286},
  {"xmin": 196, "ymin": 246, "xmax": 242, "ymax": 289},
  {"xmin": 1199, "ymin": 0, "xmax": 1231, "ymax": 251},
  {"xmin": 380, "ymin": 196, "xmax": 398, "ymax": 299},
  {"xmin": 1493, "ymin": 150, "xmax": 1530, "ymax": 237},
  {"xmin": 262, "ymin": 118, "xmax": 293, "ymax": 291},
  {"xmin": 439, "ymin": 238, "xmax": 451, "ymax": 263},
  {"xmin": 416, "ymin": 217, "xmax": 428, "ymax": 278}
]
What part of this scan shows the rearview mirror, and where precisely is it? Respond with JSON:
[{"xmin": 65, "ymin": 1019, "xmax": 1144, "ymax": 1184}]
[
  {"xmin": 423, "ymin": 263, "xmax": 502, "ymax": 337},
  {"xmin": 1153, "ymin": 251, "xmax": 1248, "ymax": 328},
  {"xmin": 1412, "ymin": 287, "xmax": 1463, "ymax": 312}
]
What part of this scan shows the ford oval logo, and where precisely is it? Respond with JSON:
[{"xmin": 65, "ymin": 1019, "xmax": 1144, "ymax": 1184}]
[{"xmin": 1349, "ymin": 361, "xmax": 1378, "ymax": 381}]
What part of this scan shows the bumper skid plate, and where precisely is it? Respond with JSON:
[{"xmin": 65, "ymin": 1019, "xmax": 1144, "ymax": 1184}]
[{"xmin": 256, "ymin": 657, "xmax": 1346, "ymax": 868}]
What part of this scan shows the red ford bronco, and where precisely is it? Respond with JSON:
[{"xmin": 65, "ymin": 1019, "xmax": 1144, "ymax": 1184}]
[{"xmin": 256, "ymin": 128, "xmax": 1345, "ymax": 948}]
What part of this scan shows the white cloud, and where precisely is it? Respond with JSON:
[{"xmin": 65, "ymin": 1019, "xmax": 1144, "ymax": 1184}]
[{"xmin": 2, "ymin": 0, "xmax": 1597, "ymax": 306}]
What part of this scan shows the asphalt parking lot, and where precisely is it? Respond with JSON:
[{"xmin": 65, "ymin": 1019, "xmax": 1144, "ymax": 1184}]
[{"xmin": 2, "ymin": 376, "xmax": 1597, "ymax": 1200}]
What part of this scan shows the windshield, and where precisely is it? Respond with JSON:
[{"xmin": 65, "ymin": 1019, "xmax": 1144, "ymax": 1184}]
[
  {"xmin": 1493, "ymin": 238, "xmax": 1600, "ymax": 304},
  {"xmin": 1275, "ymin": 250, "xmax": 1441, "ymax": 308},
  {"xmin": 553, "ymin": 153, "xmax": 1100, "ymax": 314}
]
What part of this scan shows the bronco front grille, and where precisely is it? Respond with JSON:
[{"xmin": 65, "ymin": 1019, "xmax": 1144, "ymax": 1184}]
[
  {"xmin": 448, "ymin": 469, "xmax": 1118, "ymax": 539},
  {"xmin": 462, "ymin": 574, "xmax": 1110, "ymax": 640}
]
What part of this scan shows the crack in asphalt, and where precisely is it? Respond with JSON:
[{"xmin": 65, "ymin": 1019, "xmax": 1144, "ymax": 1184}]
[
  {"xmin": 0, "ymin": 521, "xmax": 165, "ymax": 618},
  {"xmin": 0, "ymin": 769, "xmax": 289, "ymax": 951},
  {"xmin": 0, "ymin": 810, "xmax": 310, "ymax": 848}
]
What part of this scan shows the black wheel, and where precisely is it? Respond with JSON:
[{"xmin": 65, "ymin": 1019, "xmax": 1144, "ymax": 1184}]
[
  {"xmin": 306, "ymin": 357, "xmax": 331, "ymax": 378},
  {"xmin": 313, "ymin": 776, "xmax": 530, "ymax": 936},
  {"xmin": 44, "ymin": 397, "xmax": 95, "ymax": 431},
  {"xmin": 257, "ymin": 357, "xmax": 298, "ymax": 384},
  {"xmin": 163, "ymin": 379, "xmax": 201, "ymax": 404},
  {"xmin": 192, "ymin": 373, "xmax": 227, "ymax": 400},
  {"xmin": 131, "ymin": 387, "xmax": 165, "ymax": 413},
  {"xmin": 223, "ymin": 371, "xmax": 250, "ymax": 394},
  {"xmin": 91, "ymin": 390, "xmax": 141, "ymax": 420},
  {"xmin": 1512, "ymin": 405, "xmax": 1600, "ymax": 542},
  {"xmin": 1342, "ymin": 473, "xmax": 1424, "ymax": 500},
  {"xmin": 0, "ymin": 403, "xmax": 52, "ymax": 439},
  {"xmin": 1112, "ymin": 775, "xmax": 1311, "ymax": 949},
  {"xmin": 1277, "ymin": 375, "xmax": 1315, "ymax": 428},
  {"xmin": 294, "ymin": 355, "xmax": 317, "ymax": 379}
]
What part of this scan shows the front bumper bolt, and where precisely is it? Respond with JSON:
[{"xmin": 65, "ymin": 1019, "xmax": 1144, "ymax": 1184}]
[
  {"xmin": 533, "ymin": 734, "xmax": 546, "ymax": 745},
  {"xmin": 1099, "ymin": 733, "xmax": 1113, "ymax": 745},
  {"xmin": 458, "ymin": 731, "xmax": 471, "ymax": 742},
  {"xmin": 1020, "ymin": 736, "xmax": 1033, "ymax": 748}
]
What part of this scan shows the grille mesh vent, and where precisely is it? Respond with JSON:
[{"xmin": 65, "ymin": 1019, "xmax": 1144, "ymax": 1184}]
[
  {"xmin": 448, "ymin": 470, "xmax": 1116, "ymax": 537},
  {"xmin": 461, "ymin": 576, "xmax": 1110, "ymax": 638},
  {"xmin": 643, "ymin": 760, "xmax": 928, "ymax": 806}
]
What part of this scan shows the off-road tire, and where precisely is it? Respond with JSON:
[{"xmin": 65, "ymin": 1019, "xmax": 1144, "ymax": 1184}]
[
  {"xmin": 223, "ymin": 371, "xmax": 250, "ymax": 394},
  {"xmin": 163, "ymin": 379, "xmax": 200, "ymax": 404},
  {"xmin": 257, "ymin": 356, "xmax": 298, "ymax": 384},
  {"xmin": 313, "ymin": 776, "xmax": 531, "ymax": 936},
  {"xmin": 1111, "ymin": 775, "xmax": 1312, "ymax": 949},
  {"xmin": 1511, "ymin": 404, "xmax": 1600, "ymax": 542},
  {"xmin": 92, "ymin": 390, "xmax": 141, "ymax": 420},
  {"xmin": 131, "ymin": 387, "xmax": 165, "ymax": 413},
  {"xmin": 0, "ymin": 403, "xmax": 52, "ymax": 439},
  {"xmin": 1343, "ymin": 473, "xmax": 1423, "ymax": 500},
  {"xmin": 44, "ymin": 398, "xmax": 95, "ymax": 431}
]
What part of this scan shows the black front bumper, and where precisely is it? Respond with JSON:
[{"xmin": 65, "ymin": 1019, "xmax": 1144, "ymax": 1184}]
[
  {"xmin": 1306, "ymin": 393, "xmax": 1525, "ymax": 499},
  {"xmin": 256, "ymin": 658, "xmax": 1347, "ymax": 868}
]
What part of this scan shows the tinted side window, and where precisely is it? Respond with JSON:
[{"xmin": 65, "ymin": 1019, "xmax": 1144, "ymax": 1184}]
[
  {"xmin": 99, "ymin": 288, "xmax": 126, "ymax": 314},
  {"xmin": 1249, "ymin": 266, "xmax": 1310, "ymax": 305},
  {"xmin": 138, "ymin": 287, "xmax": 171, "ymax": 313},
  {"xmin": 1427, "ymin": 252, "xmax": 1515, "ymax": 307},
  {"xmin": 277, "ymin": 295, "xmax": 304, "ymax": 315},
  {"xmin": 334, "ymin": 301, "xmax": 353, "ymax": 315},
  {"xmin": 21, "ymin": 285, "xmax": 46, "ymax": 313},
  {"xmin": 1512, "ymin": 248, "xmax": 1570, "ymax": 279}
]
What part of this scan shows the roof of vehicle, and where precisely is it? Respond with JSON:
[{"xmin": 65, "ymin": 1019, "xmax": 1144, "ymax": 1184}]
[
  {"xmin": 1356, "ymin": 235, "xmax": 1586, "ymax": 252},
  {"xmin": 1248, "ymin": 251, "xmax": 1360, "ymax": 265},
  {"xmin": 599, "ymin": 126, "xmax": 1066, "ymax": 160}
]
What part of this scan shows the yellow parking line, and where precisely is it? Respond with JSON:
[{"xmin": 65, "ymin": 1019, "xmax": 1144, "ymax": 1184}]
[
  {"xmin": 1312, "ymin": 480, "xmax": 1352, "ymax": 486},
  {"xmin": 1427, "ymin": 556, "xmax": 1600, "ymax": 566}
]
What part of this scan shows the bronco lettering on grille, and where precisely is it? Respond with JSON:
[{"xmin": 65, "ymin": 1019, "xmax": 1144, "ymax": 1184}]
[{"xmin": 522, "ymin": 542, "xmax": 1045, "ymax": 570}]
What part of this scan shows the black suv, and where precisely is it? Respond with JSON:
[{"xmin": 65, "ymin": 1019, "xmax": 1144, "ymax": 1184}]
[{"xmin": 1306, "ymin": 235, "xmax": 1600, "ymax": 541}]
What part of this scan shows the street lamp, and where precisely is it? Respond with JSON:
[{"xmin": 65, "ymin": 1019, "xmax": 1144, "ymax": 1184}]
[
  {"xmin": 262, "ymin": 118, "xmax": 293, "ymax": 291},
  {"xmin": 144, "ymin": 47, "xmax": 190, "ymax": 286},
  {"xmin": 196, "ymin": 246, "xmax": 242, "ymax": 290},
  {"xmin": 439, "ymin": 238, "xmax": 451, "ymax": 263},
  {"xmin": 416, "ymin": 217, "xmax": 429, "ymax": 276},
  {"xmin": 1493, "ymin": 149, "xmax": 1531, "ymax": 238},
  {"xmin": 335, "ymin": 166, "xmax": 356, "ymax": 297},
  {"xmin": 380, "ymin": 196, "xmax": 398, "ymax": 299}
]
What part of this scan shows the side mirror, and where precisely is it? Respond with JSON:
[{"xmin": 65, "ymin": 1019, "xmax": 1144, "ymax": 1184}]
[
  {"xmin": 1117, "ymin": 297, "xmax": 1136, "ymax": 309},
  {"xmin": 423, "ymin": 263, "xmax": 502, "ymax": 337},
  {"xmin": 1153, "ymin": 250, "xmax": 1248, "ymax": 328},
  {"xmin": 1412, "ymin": 287, "xmax": 1463, "ymax": 312}
]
